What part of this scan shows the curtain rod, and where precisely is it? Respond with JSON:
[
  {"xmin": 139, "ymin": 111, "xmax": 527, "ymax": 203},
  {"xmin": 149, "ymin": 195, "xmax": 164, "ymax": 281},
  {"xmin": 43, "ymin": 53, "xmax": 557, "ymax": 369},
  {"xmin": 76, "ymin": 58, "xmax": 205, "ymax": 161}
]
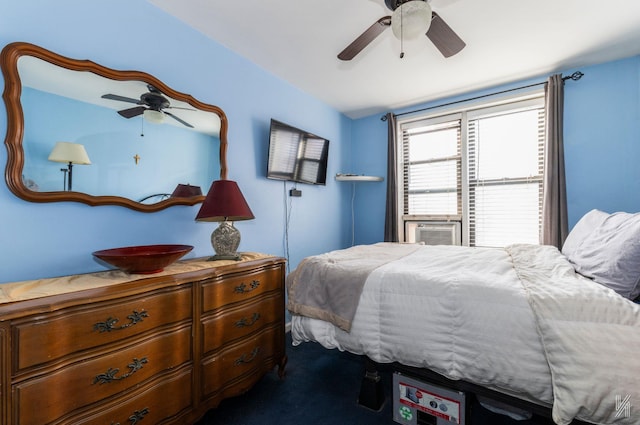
[{"xmin": 381, "ymin": 71, "xmax": 584, "ymax": 121}]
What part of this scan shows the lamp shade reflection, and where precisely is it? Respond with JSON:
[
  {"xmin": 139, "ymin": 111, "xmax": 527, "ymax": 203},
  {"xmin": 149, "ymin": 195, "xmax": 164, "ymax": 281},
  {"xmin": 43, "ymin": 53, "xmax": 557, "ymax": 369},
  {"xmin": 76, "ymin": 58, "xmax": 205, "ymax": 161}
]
[
  {"xmin": 48, "ymin": 142, "xmax": 91, "ymax": 191},
  {"xmin": 171, "ymin": 184, "xmax": 202, "ymax": 198}
]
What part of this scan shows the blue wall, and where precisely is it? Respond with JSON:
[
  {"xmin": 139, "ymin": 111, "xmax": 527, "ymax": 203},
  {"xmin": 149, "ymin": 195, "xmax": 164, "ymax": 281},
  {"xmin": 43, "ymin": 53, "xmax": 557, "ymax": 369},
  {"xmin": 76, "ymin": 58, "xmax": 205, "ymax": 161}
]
[
  {"xmin": 350, "ymin": 56, "xmax": 640, "ymax": 245},
  {"xmin": 0, "ymin": 0, "xmax": 352, "ymax": 283},
  {"xmin": 2, "ymin": 1, "xmax": 639, "ymax": 284}
]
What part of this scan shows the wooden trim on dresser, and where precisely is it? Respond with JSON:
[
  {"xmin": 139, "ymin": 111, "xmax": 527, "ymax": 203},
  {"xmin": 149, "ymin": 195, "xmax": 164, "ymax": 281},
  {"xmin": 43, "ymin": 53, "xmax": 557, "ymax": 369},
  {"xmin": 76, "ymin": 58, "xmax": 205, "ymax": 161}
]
[
  {"xmin": 192, "ymin": 261, "xmax": 205, "ymax": 412},
  {"xmin": 0, "ymin": 324, "xmax": 8, "ymax": 425}
]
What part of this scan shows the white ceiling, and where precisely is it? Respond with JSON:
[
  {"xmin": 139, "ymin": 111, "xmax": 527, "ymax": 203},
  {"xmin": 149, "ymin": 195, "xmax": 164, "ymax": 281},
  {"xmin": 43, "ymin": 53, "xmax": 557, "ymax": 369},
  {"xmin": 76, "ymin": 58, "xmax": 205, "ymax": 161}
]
[{"xmin": 148, "ymin": 0, "xmax": 640, "ymax": 119}]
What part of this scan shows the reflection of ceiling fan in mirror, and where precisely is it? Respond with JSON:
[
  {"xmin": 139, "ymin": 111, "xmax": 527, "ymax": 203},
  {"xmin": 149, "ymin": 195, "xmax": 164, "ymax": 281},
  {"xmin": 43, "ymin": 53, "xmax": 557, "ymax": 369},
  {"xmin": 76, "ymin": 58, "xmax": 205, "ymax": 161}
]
[
  {"xmin": 338, "ymin": 0, "xmax": 465, "ymax": 60},
  {"xmin": 101, "ymin": 84, "xmax": 195, "ymax": 128}
]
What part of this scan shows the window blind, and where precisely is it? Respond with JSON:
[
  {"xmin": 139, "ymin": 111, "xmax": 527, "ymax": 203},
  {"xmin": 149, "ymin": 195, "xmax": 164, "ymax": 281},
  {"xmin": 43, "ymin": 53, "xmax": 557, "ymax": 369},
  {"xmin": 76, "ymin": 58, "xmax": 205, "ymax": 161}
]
[
  {"xmin": 402, "ymin": 118, "xmax": 462, "ymax": 216},
  {"xmin": 468, "ymin": 107, "xmax": 545, "ymax": 247},
  {"xmin": 298, "ymin": 137, "xmax": 326, "ymax": 182},
  {"xmin": 268, "ymin": 128, "xmax": 300, "ymax": 178}
]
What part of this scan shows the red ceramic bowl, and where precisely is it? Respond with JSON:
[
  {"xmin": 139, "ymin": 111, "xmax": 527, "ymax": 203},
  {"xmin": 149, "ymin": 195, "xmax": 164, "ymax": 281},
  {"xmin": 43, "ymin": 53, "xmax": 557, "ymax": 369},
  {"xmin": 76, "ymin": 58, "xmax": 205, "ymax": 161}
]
[{"xmin": 92, "ymin": 244, "xmax": 194, "ymax": 274}]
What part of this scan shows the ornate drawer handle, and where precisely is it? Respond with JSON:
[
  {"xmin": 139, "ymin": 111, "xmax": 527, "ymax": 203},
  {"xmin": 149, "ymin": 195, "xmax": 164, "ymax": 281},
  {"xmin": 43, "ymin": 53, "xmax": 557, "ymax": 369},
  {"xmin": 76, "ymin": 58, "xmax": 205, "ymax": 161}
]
[
  {"xmin": 234, "ymin": 312, "xmax": 260, "ymax": 328},
  {"xmin": 94, "ymin": 357, "xmax": 149, "ymax": 384},
  {"xmin": 234, "ymin": 347, "xmax": 260, "ymax": 365},
  {"xmin": 94, "ymin": 310, "xmax": 149, "ymax": 333},
  {"xmin": 234, "ymin": 279, "xmax": 260, "ymax": 294},
  {"xmin": 111, "ymin": 407, "xmax": 149, "ymax": 425}
]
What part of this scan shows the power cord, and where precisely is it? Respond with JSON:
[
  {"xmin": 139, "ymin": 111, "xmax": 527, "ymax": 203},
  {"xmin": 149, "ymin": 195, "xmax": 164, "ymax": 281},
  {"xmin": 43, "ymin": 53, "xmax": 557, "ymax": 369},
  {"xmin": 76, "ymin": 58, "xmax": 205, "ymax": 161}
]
[
  {"xmin": 350, "ymin": 182, "xmax": 356, "ymax": 246},
  {"xmin": 283, "ymin": 181, "xmax": 294, "ymax": 273}
]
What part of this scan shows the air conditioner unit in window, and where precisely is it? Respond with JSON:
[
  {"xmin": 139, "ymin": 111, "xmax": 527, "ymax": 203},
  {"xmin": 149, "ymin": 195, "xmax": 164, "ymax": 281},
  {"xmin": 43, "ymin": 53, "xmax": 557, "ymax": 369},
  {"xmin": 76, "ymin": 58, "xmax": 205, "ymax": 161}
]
[{"xmin": 405, "ymin": 221, "xmax": 462, "ymax": 246}]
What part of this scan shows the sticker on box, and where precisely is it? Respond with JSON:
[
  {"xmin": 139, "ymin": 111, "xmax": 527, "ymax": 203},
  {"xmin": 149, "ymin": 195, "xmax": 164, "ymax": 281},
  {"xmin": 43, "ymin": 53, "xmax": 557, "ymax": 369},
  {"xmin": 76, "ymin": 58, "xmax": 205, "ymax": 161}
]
[{"xmin": 398, "ymin": 381, "xmax": 461, "ymax": 424}]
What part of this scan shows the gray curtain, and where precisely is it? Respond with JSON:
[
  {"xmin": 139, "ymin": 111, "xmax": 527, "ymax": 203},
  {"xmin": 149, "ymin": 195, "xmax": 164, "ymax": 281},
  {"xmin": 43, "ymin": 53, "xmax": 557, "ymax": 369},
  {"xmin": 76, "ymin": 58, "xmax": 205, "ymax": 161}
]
[
  {"xmin": 542, "ymin": 74, "xmax": 569, "ymax": 248},
  {"xmin": 384, "ymin": 112, "xmax": 399, "ymax": 242}
]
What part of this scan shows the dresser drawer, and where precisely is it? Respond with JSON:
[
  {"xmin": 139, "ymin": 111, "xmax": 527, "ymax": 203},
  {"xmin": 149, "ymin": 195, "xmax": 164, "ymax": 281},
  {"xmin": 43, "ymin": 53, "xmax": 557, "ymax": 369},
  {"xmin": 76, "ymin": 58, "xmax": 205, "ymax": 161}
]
[
  {"xmin": 14, "ymin": 325, "xmax": 192, "ymax": 425},
  {"xmin": 69, "ymin": 368, "xmax": 192, "ymax": 425},
  {"xmin": 13, "ymin": 286, "xmax": 192, "ymax": 371},
  {"xmin": 202, "ymin": 293, "xmax": 282, "ymax": 354},
  {"xmin": 201, "ymin": 324, "xmax": 283, "ymax": 398},
  {"xmin": 202, "ymin": 265, "xmax": 283, "ymax": 312}
]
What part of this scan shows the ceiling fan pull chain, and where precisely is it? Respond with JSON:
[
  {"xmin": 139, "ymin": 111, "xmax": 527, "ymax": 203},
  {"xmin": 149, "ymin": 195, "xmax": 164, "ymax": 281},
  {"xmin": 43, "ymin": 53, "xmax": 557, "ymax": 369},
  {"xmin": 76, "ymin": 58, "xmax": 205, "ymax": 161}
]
[{"xmin": 400, "ymin": 5, "xmax": 405, "ymax": 58}]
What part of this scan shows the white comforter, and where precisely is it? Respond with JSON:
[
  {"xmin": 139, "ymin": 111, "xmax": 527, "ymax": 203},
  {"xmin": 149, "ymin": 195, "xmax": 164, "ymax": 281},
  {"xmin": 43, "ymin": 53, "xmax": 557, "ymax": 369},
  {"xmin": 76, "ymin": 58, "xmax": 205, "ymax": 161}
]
[{"xmin": 289, "ymin": 243, "xmax": 640, "ymax": 425}]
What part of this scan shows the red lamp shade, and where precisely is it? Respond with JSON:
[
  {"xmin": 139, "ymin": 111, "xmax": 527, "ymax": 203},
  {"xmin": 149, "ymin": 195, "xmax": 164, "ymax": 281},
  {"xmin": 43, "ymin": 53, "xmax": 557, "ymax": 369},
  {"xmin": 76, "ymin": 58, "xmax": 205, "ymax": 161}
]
[
  {"xmin": 171, "ymin": 183, "xmax": 202, "ymax": 198},
  {"xmin": 195, "ymin": 180, "xmax": 254, "ymax": 222}
]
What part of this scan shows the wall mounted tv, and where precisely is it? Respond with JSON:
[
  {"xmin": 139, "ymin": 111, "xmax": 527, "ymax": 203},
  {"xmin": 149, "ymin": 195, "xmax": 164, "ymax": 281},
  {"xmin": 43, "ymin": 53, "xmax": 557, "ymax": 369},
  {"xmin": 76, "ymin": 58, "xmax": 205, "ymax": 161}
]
[{"xmin": 266, "ymin": 119, "xmax": 329, "ymax": 185}]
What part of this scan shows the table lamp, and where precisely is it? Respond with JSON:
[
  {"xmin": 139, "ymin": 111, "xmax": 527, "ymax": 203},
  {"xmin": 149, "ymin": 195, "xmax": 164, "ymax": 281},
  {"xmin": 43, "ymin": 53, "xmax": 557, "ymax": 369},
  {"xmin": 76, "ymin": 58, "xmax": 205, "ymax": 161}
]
[{"xmin": 195, "ymin": 180, "xmax": 254, "ymax": 260}]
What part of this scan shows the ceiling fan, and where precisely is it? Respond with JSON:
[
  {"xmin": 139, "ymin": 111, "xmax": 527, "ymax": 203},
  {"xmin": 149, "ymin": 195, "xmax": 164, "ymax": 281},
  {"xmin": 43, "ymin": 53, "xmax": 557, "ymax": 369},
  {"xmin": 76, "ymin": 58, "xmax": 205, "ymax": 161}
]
[
  {"xmin": 338, "ymin": 0, "xmax": 465, "ymax": 60},
  {"xmin": 101, "ymin": 84, "xmax": 194, "ymax": 128}
]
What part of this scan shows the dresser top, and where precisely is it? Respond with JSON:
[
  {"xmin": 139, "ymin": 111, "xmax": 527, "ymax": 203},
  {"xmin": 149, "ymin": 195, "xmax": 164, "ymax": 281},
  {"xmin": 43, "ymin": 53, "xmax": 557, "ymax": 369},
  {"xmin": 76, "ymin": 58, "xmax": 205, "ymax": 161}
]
[{"xmin": 0, "ymin": 252, "xmax": 274, "ymax": 305}]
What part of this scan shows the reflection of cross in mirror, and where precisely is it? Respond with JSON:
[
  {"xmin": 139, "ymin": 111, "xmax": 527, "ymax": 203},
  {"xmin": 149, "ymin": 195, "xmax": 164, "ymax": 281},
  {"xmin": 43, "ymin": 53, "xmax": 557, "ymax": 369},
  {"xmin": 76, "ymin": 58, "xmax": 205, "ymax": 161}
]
[{"xmin": 134, "ymin": 154, "xmax": 140, "ymax": 165}]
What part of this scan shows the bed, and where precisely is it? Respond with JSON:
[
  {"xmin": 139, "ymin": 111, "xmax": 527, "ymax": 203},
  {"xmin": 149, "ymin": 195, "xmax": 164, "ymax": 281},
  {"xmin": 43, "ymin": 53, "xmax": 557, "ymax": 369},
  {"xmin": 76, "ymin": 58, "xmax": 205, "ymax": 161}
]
[{"xmin": 286, "ymin": 210, "xmax": 640, "ymax": 425}]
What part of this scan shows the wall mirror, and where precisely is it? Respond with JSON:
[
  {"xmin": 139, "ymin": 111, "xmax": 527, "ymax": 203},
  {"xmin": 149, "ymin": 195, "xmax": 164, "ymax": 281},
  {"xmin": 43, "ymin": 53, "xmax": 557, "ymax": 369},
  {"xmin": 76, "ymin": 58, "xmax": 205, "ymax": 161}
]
[{"xmin": 1, "ymin": 42, "xmax": 228, "ymax": 212}]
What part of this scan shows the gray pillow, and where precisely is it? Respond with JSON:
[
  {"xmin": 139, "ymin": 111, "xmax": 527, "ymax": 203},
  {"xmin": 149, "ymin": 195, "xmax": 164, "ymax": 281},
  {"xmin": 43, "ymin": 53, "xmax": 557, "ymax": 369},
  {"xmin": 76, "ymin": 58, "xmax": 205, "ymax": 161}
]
[
  {"xmin": 561, "ymin": 209, "xmax": 609, "ymax": 258},
  {"xmin": 568, "ymin": 211, "xmax": 640, "ymax": 300}
]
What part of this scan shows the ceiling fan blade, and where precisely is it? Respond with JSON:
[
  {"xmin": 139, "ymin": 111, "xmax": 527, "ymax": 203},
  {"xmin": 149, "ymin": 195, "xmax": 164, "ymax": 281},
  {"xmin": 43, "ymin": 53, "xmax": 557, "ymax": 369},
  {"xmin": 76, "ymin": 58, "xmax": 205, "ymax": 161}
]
[
  {"xmin": 426, "ymin": 12, "xmax": 466, "ymax": 57},
  {"xmin": 167, "ymin": 106, "xmax": 196, "ymax": 111},
  {"xmin": 117, "ymin": 106, "xmax": 146, "ymax": 118},
  {"xmin": 338, "ymin": 16, "xmax": 391, "ymax": 61},
  {"xmin": 164, "ymin": 111, "xmax": 194, "ymax": 128},
  {"xmin": 102, "ymin": 93, "xmax": 141, "ymax": 104}
]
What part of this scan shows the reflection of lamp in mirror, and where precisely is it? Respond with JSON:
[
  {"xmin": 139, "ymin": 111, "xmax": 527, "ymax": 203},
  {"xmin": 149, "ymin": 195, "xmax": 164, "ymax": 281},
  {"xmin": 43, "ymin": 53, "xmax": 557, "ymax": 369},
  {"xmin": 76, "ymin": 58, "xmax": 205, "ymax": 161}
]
[
  {"xmin": 195, "ymin": 180, "xmax": 254, "ymax": 261},
  {"xmin": 171, "ymin": 184, "xmax": 202, "ymax": 198},
  {"xmin": 48, "ymin": 142, "xmax": 91, "ymax": 191},
  {"xmin": 143, "ymin": 109, "xmax": 165, "ymax": 124}
]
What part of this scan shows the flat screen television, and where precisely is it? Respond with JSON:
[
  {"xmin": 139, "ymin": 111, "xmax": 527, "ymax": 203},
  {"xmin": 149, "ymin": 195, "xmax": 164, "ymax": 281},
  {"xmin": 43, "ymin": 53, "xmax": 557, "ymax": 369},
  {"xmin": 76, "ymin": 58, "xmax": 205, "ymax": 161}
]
[{"xmin": 266, "ymin": 119, "xmax": 329, "ymax": 185}]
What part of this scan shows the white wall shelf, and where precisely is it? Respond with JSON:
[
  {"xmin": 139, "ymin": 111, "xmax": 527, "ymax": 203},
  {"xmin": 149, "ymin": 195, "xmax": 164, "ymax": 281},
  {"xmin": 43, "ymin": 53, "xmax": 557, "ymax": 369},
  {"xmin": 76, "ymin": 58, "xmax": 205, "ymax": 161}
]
[{"xmin": 335, "ymin": 173, "xmax": 383, "ymax": 182}]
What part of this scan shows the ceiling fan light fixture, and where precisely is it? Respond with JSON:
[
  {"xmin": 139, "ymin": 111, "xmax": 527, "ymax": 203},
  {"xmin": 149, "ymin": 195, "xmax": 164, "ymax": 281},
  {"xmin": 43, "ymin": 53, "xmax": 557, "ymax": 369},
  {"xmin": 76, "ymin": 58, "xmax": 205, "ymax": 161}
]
[
  {"xmin": 143, "ymin": 109, "xmax": 165, "ymax": 124},
  {"xmin": 391, "ymin": 0, "xmax": 432, "ymax": 40}
]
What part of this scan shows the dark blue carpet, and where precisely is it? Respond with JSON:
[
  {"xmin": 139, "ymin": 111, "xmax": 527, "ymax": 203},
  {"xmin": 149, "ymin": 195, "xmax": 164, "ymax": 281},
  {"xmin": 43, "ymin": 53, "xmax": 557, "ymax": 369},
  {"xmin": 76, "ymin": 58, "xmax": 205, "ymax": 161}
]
[
  {"xmin": 195, "ymin": 332, "xmax": 557, "ymax": 425},
  {"xmin": 196, "ymin": 332, "xmax": 392, "ymax": 424}
]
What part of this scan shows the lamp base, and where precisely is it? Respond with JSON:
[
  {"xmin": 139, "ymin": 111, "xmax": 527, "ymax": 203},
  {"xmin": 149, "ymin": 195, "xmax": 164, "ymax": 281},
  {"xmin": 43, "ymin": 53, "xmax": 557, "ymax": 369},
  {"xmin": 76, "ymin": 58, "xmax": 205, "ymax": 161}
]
[{"xmin": 209, "ymin": 221, "xmax": 242, "ymax": 261}]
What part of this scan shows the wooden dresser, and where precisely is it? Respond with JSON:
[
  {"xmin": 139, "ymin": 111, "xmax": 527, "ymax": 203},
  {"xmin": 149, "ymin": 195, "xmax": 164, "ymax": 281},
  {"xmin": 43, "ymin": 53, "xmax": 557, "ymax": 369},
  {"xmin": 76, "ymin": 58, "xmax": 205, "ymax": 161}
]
[{"xmin": 0, "ymin": 254, "xmax": 287, "ymax": 425}]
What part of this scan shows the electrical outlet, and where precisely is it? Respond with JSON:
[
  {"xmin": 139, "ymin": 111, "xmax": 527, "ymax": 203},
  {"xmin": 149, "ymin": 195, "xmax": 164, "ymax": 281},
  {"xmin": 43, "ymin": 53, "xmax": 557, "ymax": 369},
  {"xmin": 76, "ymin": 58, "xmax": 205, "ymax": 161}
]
[{"xmin": 289, "ymin": 189, "xmax": 302, "ymax": 197}]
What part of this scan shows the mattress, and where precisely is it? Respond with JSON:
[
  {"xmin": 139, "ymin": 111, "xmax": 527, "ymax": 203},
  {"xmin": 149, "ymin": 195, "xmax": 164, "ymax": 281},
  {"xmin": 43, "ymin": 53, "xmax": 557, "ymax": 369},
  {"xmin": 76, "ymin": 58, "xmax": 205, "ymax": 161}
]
[{"xmin": 288, "ymin": 243, "xmax": 640, "ymax": 425}]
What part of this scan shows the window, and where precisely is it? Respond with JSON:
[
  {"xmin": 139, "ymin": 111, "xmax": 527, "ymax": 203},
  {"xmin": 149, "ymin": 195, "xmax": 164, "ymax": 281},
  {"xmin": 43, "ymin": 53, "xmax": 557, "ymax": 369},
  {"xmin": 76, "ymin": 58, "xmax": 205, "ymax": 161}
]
[
  {"xmin": 399, "ymin": 95, "xmax": 545, "ymax": 247},
  {"xmin": 403, "ymin": 118, "xmax": 462, "ymax": 216}
]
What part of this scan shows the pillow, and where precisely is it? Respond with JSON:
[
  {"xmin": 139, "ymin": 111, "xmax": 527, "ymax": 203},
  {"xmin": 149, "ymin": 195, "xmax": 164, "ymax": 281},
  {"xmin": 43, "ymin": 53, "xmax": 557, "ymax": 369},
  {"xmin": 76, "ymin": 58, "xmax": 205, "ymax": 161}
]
[
  {"xmin": 568, "ymin": 211, "xmax": 640, "ymax": 300},
  {"xmin": 561, "ymin": 209, "xmax": 609, "ymax": 258}
]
